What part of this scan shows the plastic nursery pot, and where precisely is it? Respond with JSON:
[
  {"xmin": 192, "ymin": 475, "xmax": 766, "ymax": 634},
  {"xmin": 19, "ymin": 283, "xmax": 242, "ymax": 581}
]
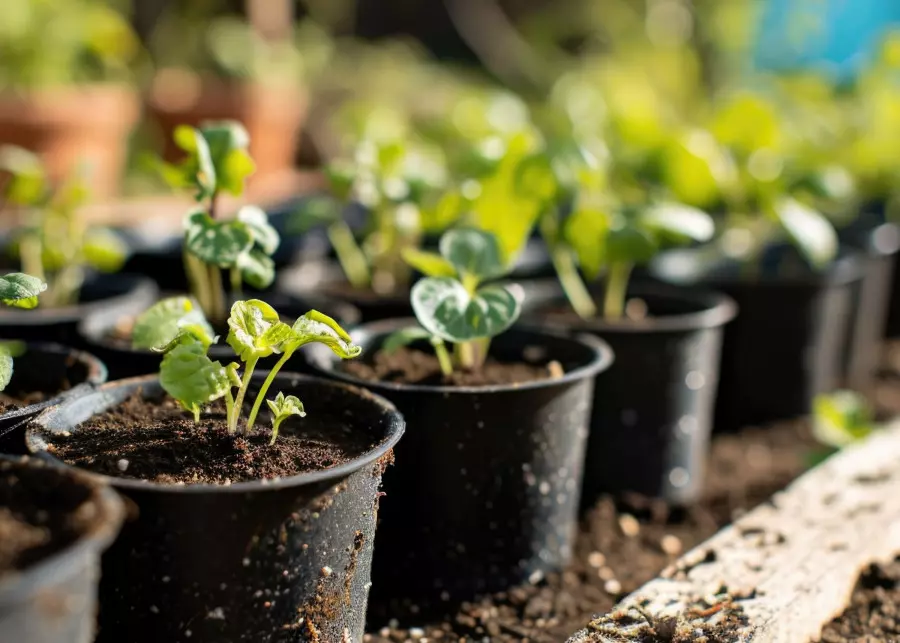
[
  {"xmin": 307, "ymin": 320, "xmax": 612, "ymax": 618},
  {"xmin": 278, "ymin": 261, "xmax": 413, "ymax": 323},
  {"xmin": 524, "ymin": 282, "xmax": 736, "ymax": 507},
  {"xmin": 0, "ymin": 343, "xmax": 107, "ymax": 456},
  {"xmin": 838, "ymin": 216, "xmax": 900, "ymax": 391},
  {"xmin": 26, "ymin": 373, "xmax": 403, "ymax": 643},
  {"xmin": 650, "ymin": 245, "xmax": 865, "ymax": 432},
  {"xmin": 0, "ymin": 273, "xmax": 158, "ymax": 345},
  {"xmin": 0, "ymin": 455, "xmax": 124, "ymax": 643},
  {"xmin": 77, "ymin": 291, "xmax": 362, "ymax": 380}
]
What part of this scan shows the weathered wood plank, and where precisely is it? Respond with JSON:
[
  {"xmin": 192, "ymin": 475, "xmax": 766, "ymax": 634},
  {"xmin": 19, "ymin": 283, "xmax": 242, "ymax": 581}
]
[{"xmin": 567, "ymin": 420, "xmax": 900, "ymax": 643}]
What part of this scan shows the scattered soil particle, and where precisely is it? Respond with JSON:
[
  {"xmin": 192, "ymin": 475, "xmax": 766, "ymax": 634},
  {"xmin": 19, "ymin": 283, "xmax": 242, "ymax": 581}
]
[
  {"xmin": 46, "ymin": 393, "xmax": 376, "ymax": 485},
  {"xmin": 343, "ymin": 346, "xmax": 552, "ymax": 386},
  {"xmin": 0, "ymin": 461, "xmax": 95, "ymax": 576},
  {"xmin": 820, "ymin": 558, "xmax": 900, "ymax": 642}
]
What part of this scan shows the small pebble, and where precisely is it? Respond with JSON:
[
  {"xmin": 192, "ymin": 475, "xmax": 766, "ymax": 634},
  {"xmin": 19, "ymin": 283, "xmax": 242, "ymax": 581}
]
[
  {"xmin": 409, "ymin": 627, "xmax": 425, "ymax": 638},
  {"xmin": 604, "ymin": 579, "xmax": 622, "ymax": 594},
  {"xmin": 587, "ymin": 551, "xmax": 606, "ymax": 568},
  {"xmin": 619, "ymin": 514, "xmax": 640, "ymax": 538},
  {"xmin": 661, "ymin": 534, "xmax": 683, "ymax": 556},
  {"xmin": 116, "ymin": 459, "xmax": 129, "ymax": 472},
  {"xmin": 322, "ymin": 566, "xmax": 333, "ymax": 577},
  {"xmin": 598, "ymin": 566, "xmax": 616, "ymax": 581}
]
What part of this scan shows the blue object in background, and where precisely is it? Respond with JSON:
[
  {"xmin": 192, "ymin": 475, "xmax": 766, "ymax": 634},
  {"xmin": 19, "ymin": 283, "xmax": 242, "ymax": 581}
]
[{"xmin": 753, "ymin": 0, "xmax": 900, "ymax": 81}]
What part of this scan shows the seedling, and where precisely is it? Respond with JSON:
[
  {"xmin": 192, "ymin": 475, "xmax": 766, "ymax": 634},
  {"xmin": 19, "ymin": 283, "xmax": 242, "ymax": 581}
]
[
  {"xmin": 132, "ymin": 297, "xmax": 360, "ymax": 440},
  {"xmin": 0, "ymin": 146, "xmax": 128, "ymax": 307},
  {"xmin": 385, "ymin": 228, "xmax": 524, "ymax": 374},
  {"xmin": 0, "ymin": 272, "xmax": 47, "ymax": 392},
  {"xmin": 156, "ymin": 121, "xmax": 280, "ymax": 324},
  {"xmin": 812, "ymin": 390, "xmax": 874, "ymax": 450}
]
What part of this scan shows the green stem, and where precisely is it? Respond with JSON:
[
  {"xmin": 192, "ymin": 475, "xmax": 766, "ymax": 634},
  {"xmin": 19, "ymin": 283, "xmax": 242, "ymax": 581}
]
[
  {"xmin": 184, "ymin": 251, "xmax": 212, "ymax": 315},
  {"xmin": 432, "ymin": 339, "xmax": 453, "ymax": 376},
  {"xmin": 269, "ymin": 417, "xmax": 284, "ymax": 446},
  {"xmin": 551, "ymin": 245, "xmax": 597, "ymax": 319},
  {"xmin": 603, "ymin": 262, "xmax": 633, "ymax": 320},
  {"xmin": 230, "ymin": 267, "xmax": 242, "ymax": 296},
  {"xmin": 246, "ymin": 349, "xmax": 295, "ymax": 430},
  {"xmin": 328, "ymin": 220, "xmax": 370, "ymax": 289},
  {"xmin": 456, "ymin": 341, "xmax": 476, "ymax": 371},
  {"xmin": 472, "ymin": 338, "xmax": 490, "ymax": 370},
  {"xmin": 208, "ymin": 264, "xmax": 226, "ymax": 324},
  {"xmin": 19, "ymin": 233, "xmax": 45, "ymax": 283},
  {"xmin": 230, "ymin": 356, "xmax": 259, "ymax": 434}
]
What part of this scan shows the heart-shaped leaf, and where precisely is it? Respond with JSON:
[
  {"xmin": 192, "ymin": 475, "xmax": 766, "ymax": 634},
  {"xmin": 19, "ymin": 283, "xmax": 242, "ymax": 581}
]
[
  {"xmin": 0, "ymin": 273, "xmax": 47, "ymax": 309},
  {"xmin": 606, "ymin": 225, "xmax": 658, "ymax": 265},
  {"xmin": 198, "ymin": 122, "xmax": 255, "ymax": 196},
  {"xmin": 564, "ymin": 209, "xmax": 610, "ymax": 279},
  {"xmin": 774, "ymin": 197, "xmax": 838, "ymax": 269},
  {"xmin": 237, "ymin": 205, "xmax": 280, "ymax": 255},
  {"xmin": 227, "ymin": 299, "xmax": 292, "ymax": 361},
  {"xmin": 641, "ymin": 203, "xmax": 715, "ymax": 243},
  {"xmin": 288, "ymin": 310, "xmax": 362, "ymax": 359},
  {"xmin": 173, "ymin": 125, "xmax": 217, "ymax": 199},
  {"xmin": 237, "ymin": 247, "xmax": 276, "ymax": 290},
  {"xmin": 439, "ymin": 228, "xmax": 506, "ymax": 281},
  {"xmin": 411, "ymin": 277, "xmax": 524, "ymax": 342},
  {"xmin": 160, "ymin": 338, "xmax": 237, "ymax": 415},
  {"xmin": 83, "ymin": 228, "xmax": 129, "ymax": 274},
  {"xmin": 0, "ymin": 345, "xmax": 13, "ymax": 392},
  {"xmin": 266, "ymin": 391, "xmax": 306, "ymax": 444},
  {"xmin": 324, "ymin": 161, "xmax": 356, "ymax": 202},
  {"xmin": 0, "ymin": 146, "xmax": 47, "ymax": 206},
  {"xmin": 184, "ymin": 210, "xmax": 253, "ymax": 268},
  {"xmin": 401, "ymin": 248, "xmax": 456, "ymax": 278},
  {"xmin": 132, "ymin": 296, "xmax": 215, "ymax": 352}
]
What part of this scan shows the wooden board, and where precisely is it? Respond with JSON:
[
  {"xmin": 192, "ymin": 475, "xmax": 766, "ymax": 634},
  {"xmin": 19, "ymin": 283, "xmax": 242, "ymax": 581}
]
[{"xmin": 567, "ymin": 420, "xmax": 900, "ymax": 643}]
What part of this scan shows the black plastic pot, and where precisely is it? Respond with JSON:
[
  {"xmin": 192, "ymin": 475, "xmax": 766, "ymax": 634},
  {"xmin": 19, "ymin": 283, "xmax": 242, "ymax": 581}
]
[
  {"xmin": 26, "ymin": 373, "xmax": 404, "ymax": 643},
  {"xmin": 838, "ymin": 217, "xmax": 900, "ymax": 391},
  {"xmin": 0, "ymin": 343, "xmax": 107, "ymax": 456},
  {"xmin": 278, "ymin": 261, "xmax": 413, "ymax": 323},
  {"xmin": 650, "ymin": 246, "xmax": 865, "ymax": 432},
  {"xmin": 525, "ymin": 282, "xmax": 737, "ymax": 507},
  {"xmin": 0, "ymin": 455, "xmax": 124, "ymax": 643},
  {"xmin": 0, "ymin": 273, "xmax": 158, "ymax": 345},
  {"xmin": 77, "ymin": 292, "xmax": 362, "ymax": 380},
  {"xmin": 307, "ymin": 320, "xmax": 612, "ymax": 618}
]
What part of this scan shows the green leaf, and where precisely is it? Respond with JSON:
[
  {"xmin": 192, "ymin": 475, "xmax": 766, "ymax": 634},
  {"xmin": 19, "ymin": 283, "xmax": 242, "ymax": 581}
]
[
  {"xmin": 0, "ymin": 273, "xmax": 47, "ymax": 309},
  {"xmin": 132, "ymin": 296, "xmax": 215, "ymax": 352},
  {"xmin": 0, "ymin": 146, "xmax": 47, "ymax": 206},
  {"xmin": 286, "ymin": 196, "xmax": 343, "ymax": 234},
  {"xmin": 401, "ymin": 248, "xmax": 457, "ymax": 278},
  {"xmin": 773, "ymin": 197, "xmax": 838, "ymax": 269},
  {"xmin": 420, "ymin": 191, "xmax": 464, "ymax": 234},
  {"xmin": 236, "ymin": 205, "xmax": 280, "ymax": 255},
  {"xmin": 266, "ymin": 391, "xmax": 306, "ymax": 444},
  {"xmin": 199, "ymin": 122, "xmax": 255, "ymax": 196},
  {"xmin": 288, "ymin": 310, "xmax": 362, "ymax": 359},
  {"xmin": 564, "ymin": 209, "xmax": 609, "ymax": 279},
  {"xmin": 83, "ymin": 228, "xmax": 129, "ymax": 274},
  {"xmin": 812, "ymin": 390, "xmax": 873, "ymax": 449},
  {"xmin": 160, "ymin": 338, "xmax": 235, "ymax": 415},
  {"xmin": 226, "ymin": 299, "xmax": 293, "ymax": 361},
  {"xmin": 173, "ymin": 125, "xmax": 216, "ymax": 199},
  {"xmin": 324, "ymin": 161, "xmax": 356, "ymax": 202},
  {"xmin": 382, "ymin": 326, "xmax": 433, "ymax": 353},
  {"xmin": 0, "ymin": 346, "xmax": 13, "ymax": 392},
  {"xmin": 641, "ymin": 203, "xmax": 715, "ymax": 243},
  {"xmin": 513, "ymin": 153, "xmax": 557, "ymax": 203},
  {"xmin": 238, "ymin": 247, "xmax": 276, "ymax": 290},
  {"xmin": 606, "ymin": 225, "xmax": 658, "ymax": 265},
  {"xmin": 183, "ymin": 210, "xmax": 254, "ymax": 268},
  {"xmin": 411, "ymin": 277, "xmax": 524, "ymax": 342},
  {"xmin": 439, "ymin": 228, "xmax": 506, "ymax": 281}
]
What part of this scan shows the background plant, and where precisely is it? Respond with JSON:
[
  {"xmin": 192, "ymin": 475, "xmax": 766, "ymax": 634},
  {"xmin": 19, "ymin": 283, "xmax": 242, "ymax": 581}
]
[{"xmin": 0, "ymin": 272, "xmax": 47, "ymax": 392}]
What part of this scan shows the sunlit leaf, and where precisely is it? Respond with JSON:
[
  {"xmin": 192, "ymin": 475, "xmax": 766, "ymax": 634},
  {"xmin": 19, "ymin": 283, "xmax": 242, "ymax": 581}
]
[
  {"xmin": 83, "ymin": 228, "xmax": 129, "ymax": 274},
  {"xmin": 160, "ymin": 338, "xmax": 235, "ymax": 415},
  {"xmin": 641, "ymin": 203, "xmax": 715, "ymax": 243},
  {"xmin": 0, "ymin": 347, "xmax": 13, "ymax": 392},
  {"xmin": 382, "ymin": 326, "xmax": 433, "ymax": 353},
  {"xmin": 0, "ymin": 273, "xmax": 47, "ymax": 309},
  {"xmin": 132, "ymin": 296, "xmax": 215, "ymax": 352},
  {"xmin": 266, "ymin": 391, "xmax": 306, "ymax": 444},
  {"xmin": 606, "ymin": 225, "xmax": 658, "ymax": 265},
  {"xmin": 237, "ymin": 247, "xmax": 276, "ymax": 290},
  {"xmin": 226, "ymin": 299, "xmax": 292, "ymax": 361},
  {"xmin": 237, "ymin": 205, "xmax": 280, "ymax": 255},
  {"xmin": 288, "ymin": 310, "xmax": 361, "ymax": 359},
  {"xmin": 0, "ymin": 146, "xmax": 47, "ymax": 206},
  {"xmin": 773, "ymin": 197, "xmax": 838, "ymax": 269},
  {"xmin": 812, "ymin": 390, "xmax": 873, "ymax": 449},
  {"xmin": 439, "ymin": 228, "xmax": 506, "ymax": 281},
  {"xmin": 402, "ymin": 248, "xmax": 456, "ymax": 278},
  {"xmin": 411, "ymin": 277, "xmax": 523, "ymax": 343},
  {"xmin": 564, "ymin": 209, "xmax": 609, "ymax": 279},
  {"xmin": 183, "ymin": 210, "xmax": 253, "ymax": 268}
]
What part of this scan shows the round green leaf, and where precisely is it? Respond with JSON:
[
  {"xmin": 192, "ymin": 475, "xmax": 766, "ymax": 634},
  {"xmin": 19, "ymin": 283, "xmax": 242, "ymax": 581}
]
[
  {"xmin": 227, "ymin": 299, "xmax": 293, "ymax": 361},
  {"xmin": 238, "ymin": 247, "xmax": 276, "ymax": 290},
  {"xmin": 640, "ymin": 203, "xmax": 715, "ymax": 244},
  {"xmin": 0, "ymin": 348, "xmax": 13, "ymax": 392},
  {"xmin": 439, "ymin": 228, "xmax": 506, "ymax": 281},
  {"xmin": 266, "ymin": 391, "xmax": 306, "ymax": 422},
  {"xmin": 0, "ymin": 273, "xmax": 47, "ymax": 309},
  {"xmin": 83, "ymin": 228, "xmax": 129, "ymax": 274},
  {"xmin": 184, "ymin": 210, "xmax": 254, "ymax": 268},
  {"xmin": 0, "ymin": 146, "xmax": 47, "ymax": 206},
  {"xmin": 173, "ymin": 125, "xmax": 216, "ymax": 199},
  {"xmin": 199, "ymin": 122, "xmax": 255, "ymax": 196},
  {"xmin": 160, "ymin": 338, "xmax": 235, "ymax": 413},
  {"xmin": 237, "ymin": 205, "xmax": 280, "ymax": 255},
  {"xmin": 606, "ymin": 225, "xmax": 658, "ymax": 265},
  {"xmin": 513, "ymin": 153, "xmax": 557, "ymax": 203},
  {"xmin": 411, "ymin": 277, "xmax": 524, "ymax": 342},
  {"xmin": 132, "ymin": 296, "xmax": 215, "ymax": 352},
  {"xmin": 289, "ymin": 310, "xmax": 362, "ymax": 359},
  {"xmin": 774, "ymin": 197, "xmax": 838, "ymax": 269},
  {"xmin": 401, "ymin": 248, "xmax": 456, "ymax": 278}
]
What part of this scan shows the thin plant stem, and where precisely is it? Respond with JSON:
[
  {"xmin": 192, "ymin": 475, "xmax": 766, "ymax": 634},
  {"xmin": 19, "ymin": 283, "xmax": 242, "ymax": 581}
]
[
  {"xmin": 551, "ymin": 245, "xmax": 597, "ymax": 319},
  {"xmin": 246, "ymin": 349, "xmax": 295, "ymax": 430},
  {"xmin": 224, "ymin": 390, "xmax": 235, "ymax": 428},
  {"xmin": 432, "ymin": 339, "xmax": 453, "ymax": 376},
  {"xmin": 230, "ymin": 267, "xmax": 242, "ymax": 296},
  {"xmin": 184, "ymin": 251, "xmax": 212, "ymax": 315},
  {"xmin": 208, "ymin": 264, "xmax": 226, "ymax": 324},
  {"xmin": 230, "ymin": 356, "xmax": 259, "ymax": 434},
  {"xmin": 328, "ymin": 220, "xmax": 370, "ymax": 289},
  {"xmin": 603, "ymin": 262, "xmax": 633, "ymax": 320},
  {"xmin": 19, "ymin": 233, "xmax": 45, "ymax": 283},
  {"xmin": 456, "ymin": 341, "xmax": 476, "ymax": 370},
  {"xmin": 472, "ymin": 338, "xmax": 490, "ymax": 370}
]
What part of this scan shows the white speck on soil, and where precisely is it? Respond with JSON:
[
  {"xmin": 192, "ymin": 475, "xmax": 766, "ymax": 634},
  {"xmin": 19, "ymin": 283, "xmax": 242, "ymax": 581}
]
[
  {"xmin": 207, "ymin": 607, "xmax": 225, "ymax": 620},
  {"xmin": 619, "ymin": 514, "xmax": 640, "ymax": 537},
  {"xmin": 116, "ymin": 459, "xmax": 129, "ymax": 472},
  {"xmin": 588, "ymin": 552, "xmax": 606, "ymax": 568},
  {"xmin": 661, "ymin": 534, "xmax": 683, "ymax": 556},
  {"xmin": 322, "ymin": 566, "xmax": 333, "ymax": 577},
  {"xmin": 528, "ymin": 570, "xmax": 544, "ymax": 584},
  {"xmin": 604, "ymin": 579, "xmax": 622, "ymax": 594},
  {"xmin": 150, "ymin": 605, "xmax": 159, "ymax": 614}
]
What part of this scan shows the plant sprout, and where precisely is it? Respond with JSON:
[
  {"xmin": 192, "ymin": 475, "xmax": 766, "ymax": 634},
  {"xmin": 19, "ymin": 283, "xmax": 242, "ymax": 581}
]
[
  {"xmin": 132, "ymin": 297, "xmax": 360, "ymax": 439},
  {"xmin": 385, "ymin": 228, "xmax": 523, "ymax": 374},
  {"xmin": 0, "ymin": 272, "xmax": 47, "ymax": 391},
  {"xmin": 156, "ymin": 121, "xmax": 280, "ymax": 324},
  {"xmin": 0, "ymin": 147, "xmax": 128, "ymax": 307},
  {"xmin": 812, "ymin": 390, "xmax": 874, "ymax": 451}
]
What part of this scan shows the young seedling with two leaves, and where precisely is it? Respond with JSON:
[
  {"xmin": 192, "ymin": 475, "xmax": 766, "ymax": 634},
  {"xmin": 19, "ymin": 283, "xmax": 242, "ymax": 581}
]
[
  {"xmin": 0, "ymin": 272, "xmax": 47, "ymax": 392},
  {"xmin": 386, "ymin": 228, "xmax": 523, "ymax": 375},
  {"xmin": 156, "ymin": 121, "xmax": 280, "ymax": 325},
  {"xmin": 132, "ymin": 296, "xmax": 361, "ymax": 444},
  {"xmin": 0, "ymin": 146, "xmax": 128, "ymax": 308}
]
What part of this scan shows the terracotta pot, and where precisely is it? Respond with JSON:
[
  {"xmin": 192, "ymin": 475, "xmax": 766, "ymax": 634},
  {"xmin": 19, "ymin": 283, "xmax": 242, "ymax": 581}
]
[
  {"xmin": 0, "ymin": 85, "xmax": 139, "ymax": 199},
  {"xmin": 146, "ymin": 75, "xmax": 308, "ymax": 184}
]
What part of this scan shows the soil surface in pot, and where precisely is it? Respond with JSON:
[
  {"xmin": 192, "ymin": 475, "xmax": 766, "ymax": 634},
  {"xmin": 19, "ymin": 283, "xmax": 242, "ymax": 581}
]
[
  {"xmin": 819, "ymin": 558, "xmax": 900, "ymax": 642},
  {"xmin": 0, "ymin": 464, "xmax": 93, "ymax": 574},
  {"xmin": 343, "ymin": 346, "xmax": 555, "ymax": 386},
  {"xmin": 46, "ymin": 394, "xmax": 376, "ymax": 484},
  {"xmin": 365, "ymin": 418, "xmax": 818, "ymax": 642}
]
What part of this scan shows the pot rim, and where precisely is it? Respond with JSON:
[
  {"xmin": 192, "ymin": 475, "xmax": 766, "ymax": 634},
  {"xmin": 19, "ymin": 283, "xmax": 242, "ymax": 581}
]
[
  {"xmin": 307, "ymin": 318, "xmax": 615, "ymax": 395},
  {"xmin": 26, "ymin": 373, "xmax": 405, "ymax": 494},
  {"xmin": 0, "ymin": 455, "xmax": 124, "ymax": 602}
]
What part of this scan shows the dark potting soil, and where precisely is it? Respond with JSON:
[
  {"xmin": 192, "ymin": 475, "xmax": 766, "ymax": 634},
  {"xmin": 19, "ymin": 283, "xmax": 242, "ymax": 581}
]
[
  {"xmin": 819, "ymin": 558, "xmax": 900, "ymax": 642},
  {"xmin": 343, "ymin": 346, "xmax": 556, "ymax": 386},
  {"xmin": 46, "ymin": 394, "xmax": 376, "ymax": 484},
  {"xmin": 0, "ymin": 463, "xmax": 94, "ymax": 574},
  {"xmin": 363, "ymin": 418, "xmax": 818, "ymax": 642}
]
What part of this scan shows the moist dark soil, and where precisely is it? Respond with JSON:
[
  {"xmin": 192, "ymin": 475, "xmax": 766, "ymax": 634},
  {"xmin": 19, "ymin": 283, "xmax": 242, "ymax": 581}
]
[
  {"xmin": 0, "ymin": 462, "xmax": 95, "ymax": 575},
  {"xmin": 45, "ymin": 394, "xmax": 376, "ymax": 485},
  {"xmin": 819, "ymin": 558, "xmax": 900, "ymax": 642},
  {"xmin": 343, "ymin": 346, "xmax": 555, "ymax": 386}
]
